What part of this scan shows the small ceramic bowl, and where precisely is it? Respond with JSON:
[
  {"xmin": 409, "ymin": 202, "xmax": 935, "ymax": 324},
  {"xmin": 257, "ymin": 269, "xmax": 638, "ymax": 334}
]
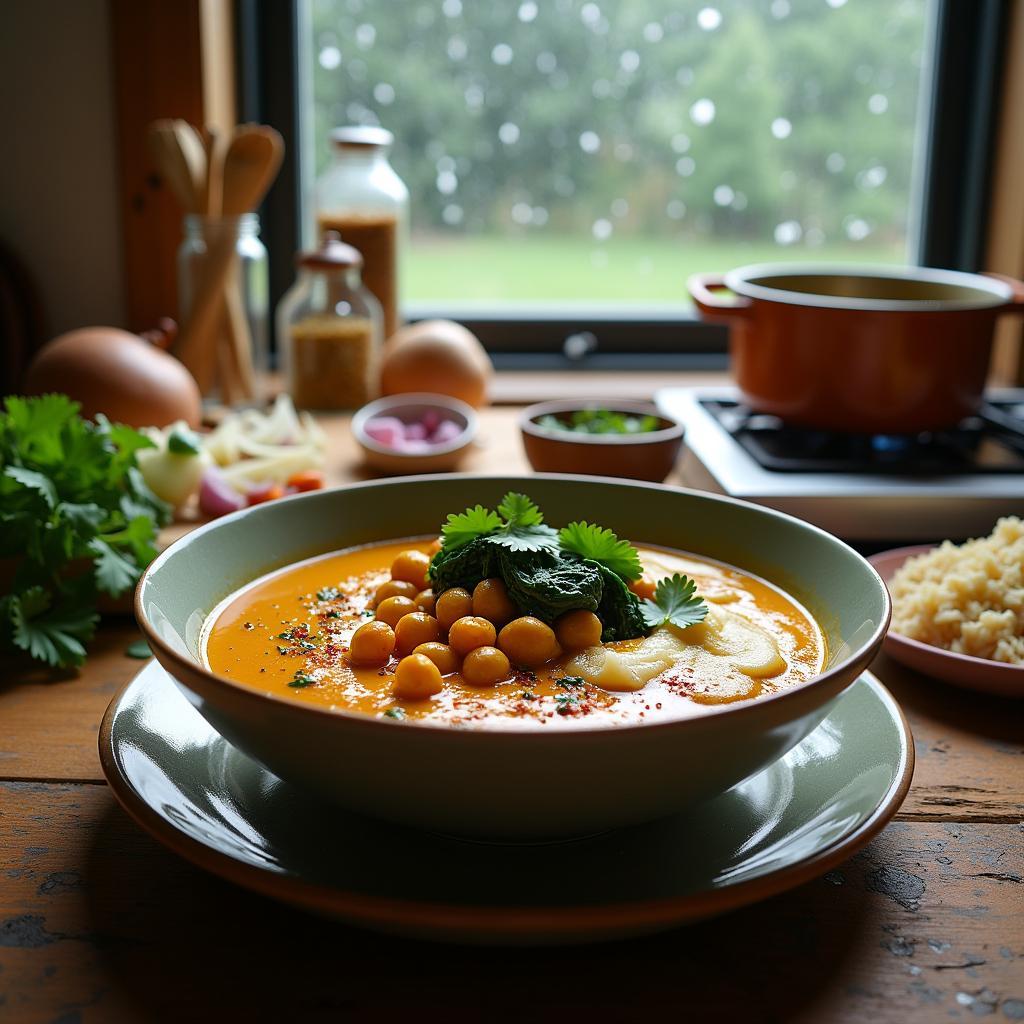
[
  {"xmin": 352, "ymin": 393, "xmax": 476, "ymax": 474},
  {"xmin": 869, "ymin": 545, "xmax": 1023, "ymax": 699},
  {"xmin": 135, "ymin": 475, "xmax": 890, "ymax": 840},
  {"xmin": 520, "ymin": 400, "xmax": 685, "ymax": 482}
]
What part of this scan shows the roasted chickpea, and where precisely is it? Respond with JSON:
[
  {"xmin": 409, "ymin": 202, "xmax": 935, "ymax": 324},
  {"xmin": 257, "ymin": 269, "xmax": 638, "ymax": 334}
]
[
  {"xmin": 435, "ymin": 587, "xmax": 473, "ymax": 630},
  {"xmin": 472, "ymin": 578, "xmax": 517, "ymax": 628},
  {"xmin": 392, "ymin": 653, "xmax": 443, "ymax": 700},
  {"xmin": 628, "ymin": 574, "xmax": 657, "ymax": 601},
  {"xmin": 373, "ymin": 579, "xmax": 419, "ymax": 606},
  {"xmin": 415, "ymin": 588, "xmax": 436, "ymax": 615},
  {"xmin": 462, "ymin": 646, "xmax": 512, "ymax": 687},
  {"xmin": 498, "ymin": 616, "xmax": 561, "ymax": 668},
  {"xmin": 348, "ymin": 620, "xmax": 396, "ymax": 666},
  {"xmin": 394, "ymin": 612, "xmax": 442, "ymax": 655},
  {"xmin": 555, "ymin": 609, "xmax": 603, "ymax": 650},
  {"xmin": 391, "ymin": 549, "xmax": 431, "ymax": 588},
  {"xmin": 447, "ymin": 615, "xmax": 498, "ymax": 656},
  {"xmin": 413, "ymin": 641, "xmax": 460, "ymax": 675},
  {"xmin": 376, "ymin": 595, "xmax": 418, "ymax": 627}
]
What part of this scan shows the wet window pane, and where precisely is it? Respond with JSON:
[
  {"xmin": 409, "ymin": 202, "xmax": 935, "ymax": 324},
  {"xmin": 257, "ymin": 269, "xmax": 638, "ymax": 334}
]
[{"xmin": 305, "ymin": 0, "xmax": 931, "ymax": 308}]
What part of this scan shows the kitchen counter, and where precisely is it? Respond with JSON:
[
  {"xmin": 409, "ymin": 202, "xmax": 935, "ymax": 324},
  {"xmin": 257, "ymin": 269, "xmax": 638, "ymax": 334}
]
[{"xmin": 1, "ymin": 405, "xmax": 1022, "ymax": 1023}]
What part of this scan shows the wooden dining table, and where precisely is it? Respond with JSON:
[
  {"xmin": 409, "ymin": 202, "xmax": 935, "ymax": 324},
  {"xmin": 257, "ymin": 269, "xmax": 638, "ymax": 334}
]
[{"xmin": 2, "ymin": 401, "xmax": 1022, "ymax": 1023}]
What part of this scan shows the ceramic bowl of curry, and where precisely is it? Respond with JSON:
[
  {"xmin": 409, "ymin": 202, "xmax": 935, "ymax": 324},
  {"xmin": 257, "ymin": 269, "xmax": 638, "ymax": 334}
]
[
  {"xmin": 688, "ymin": 263, "xmax": 1024, "ymax": 433},
  {"xmin": 134, "ymin": 474, "xmax": 890, "ymax": 839}
]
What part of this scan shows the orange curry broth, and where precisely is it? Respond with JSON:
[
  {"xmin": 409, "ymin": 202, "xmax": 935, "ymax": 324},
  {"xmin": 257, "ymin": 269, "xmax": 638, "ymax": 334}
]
[{"xmin": 204, "ymin": 539, "xmax": 825, "ymax": 729}]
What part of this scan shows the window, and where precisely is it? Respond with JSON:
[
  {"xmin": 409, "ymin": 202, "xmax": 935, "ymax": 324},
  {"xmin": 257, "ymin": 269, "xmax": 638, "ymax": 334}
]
[{"xmin": 241, "ymin": 0, "xmax": 1009, "ymax": 361}]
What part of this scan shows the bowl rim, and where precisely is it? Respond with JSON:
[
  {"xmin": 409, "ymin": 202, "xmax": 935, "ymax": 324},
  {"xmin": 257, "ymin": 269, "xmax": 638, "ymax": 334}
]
[
  {"xmin": 351, "ymin": 392, "xmax": 477, "ymax": 458},
  {"xmin": 136, "ymin": 473, "xmax": 891, "ymax": 739},
  {"xmin": 520, "ymin": 400, "xmax": 685, "ymax": 446},
  {"xmin": 869, "ymin": 543, "xmax": 1024, "ymax": 679}
]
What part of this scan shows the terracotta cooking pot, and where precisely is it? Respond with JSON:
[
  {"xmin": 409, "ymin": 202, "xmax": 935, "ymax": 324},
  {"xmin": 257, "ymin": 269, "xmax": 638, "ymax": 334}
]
[{"xmin": 688, "ymin": 263, "xmax": 1024, "ymax": 433}]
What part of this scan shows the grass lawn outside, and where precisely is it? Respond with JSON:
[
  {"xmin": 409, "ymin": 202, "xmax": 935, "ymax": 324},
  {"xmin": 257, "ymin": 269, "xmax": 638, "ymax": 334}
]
[{"xmin": 404, "ymin": 234, "xmax": 907, "ymax": 308}]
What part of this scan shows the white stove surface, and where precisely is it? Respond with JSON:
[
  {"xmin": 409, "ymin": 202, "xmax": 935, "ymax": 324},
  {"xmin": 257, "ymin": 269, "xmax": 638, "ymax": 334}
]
[{"xmin": 656, "ymin": 386, "xmax": 1024, "ymax": 542}]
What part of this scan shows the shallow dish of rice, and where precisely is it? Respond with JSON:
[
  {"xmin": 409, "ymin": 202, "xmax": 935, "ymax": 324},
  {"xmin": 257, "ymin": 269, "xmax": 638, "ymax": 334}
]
[{"xmin": 869, "ymin": 518, "xmax": 1023, "ymax": 698}]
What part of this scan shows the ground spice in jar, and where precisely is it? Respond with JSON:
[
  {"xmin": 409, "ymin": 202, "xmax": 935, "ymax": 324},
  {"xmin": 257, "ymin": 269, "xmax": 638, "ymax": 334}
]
[{"xmin": 288, "ymin": 314, "xmax": 376, "ymax": 410}]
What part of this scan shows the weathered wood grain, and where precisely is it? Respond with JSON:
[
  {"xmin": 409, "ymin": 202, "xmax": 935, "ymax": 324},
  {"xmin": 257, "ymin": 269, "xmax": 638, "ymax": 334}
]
[{"xmin": 0, "ymin": 783, "xmax": 1021, "ymax": 1024}]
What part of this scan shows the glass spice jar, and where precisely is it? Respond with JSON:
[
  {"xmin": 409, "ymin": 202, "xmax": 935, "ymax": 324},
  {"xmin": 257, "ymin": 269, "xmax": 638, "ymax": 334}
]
[
  {"xmin": 277, "ymin": 233, "xmax": 383, "ymax": 411},
  {"xmin": 177, "ymin": 213, "xmax": 269, "ymax": 403},
  {"xmin": 313, "ymin": 126, "xmax": 408, "ymax": 341}
]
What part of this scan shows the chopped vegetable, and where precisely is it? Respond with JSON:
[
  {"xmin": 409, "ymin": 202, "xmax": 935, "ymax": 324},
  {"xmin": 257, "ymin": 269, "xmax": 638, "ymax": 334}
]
[
  {"xmin": 641, "ymin": 574, "xmax": 710, "ymax": 630},
  {"xmin": 0, "ymin": 394, "xmax": 170, "ymax": 668},
  {"xmin": 125, "ymin": 639, "xmax": 152, "ymax": 659},
  {"xmin": 136, "ymin": 420, "xmax": 210, "ymax": 507},
  {"xmin": 535, "ymin": 408, "xmax": 662, "ymax": 435},
  {"xmin": 246, "ymin": 483, "xmax": 285, "ymax": 506},
  {"xmin": 363, "ymin": 413, "xmax": 464, "ymax": 453},
  {"xmin": 198, "ymin": 466, "xmax": 246, "ymax": 518},
  {"xmin": 285, "ymin": 470, "xmax": 325, "ymax": 492}
]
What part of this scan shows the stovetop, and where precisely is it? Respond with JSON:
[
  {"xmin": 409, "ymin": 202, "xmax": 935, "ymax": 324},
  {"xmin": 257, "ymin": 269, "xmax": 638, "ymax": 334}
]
[
  {"xmin": 655, "ymin": 386, "xmax": 1024, "ymax": 542},
  {"xmin": 702, "ymin": 397, "xmax": 1024, "ymax": 475}
]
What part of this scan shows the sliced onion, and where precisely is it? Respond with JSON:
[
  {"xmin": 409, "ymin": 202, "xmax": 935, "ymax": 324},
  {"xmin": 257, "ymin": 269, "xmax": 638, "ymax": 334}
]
[{"xmin": 199, "ymin": 466, "xmax": 246, "ymax": 518}]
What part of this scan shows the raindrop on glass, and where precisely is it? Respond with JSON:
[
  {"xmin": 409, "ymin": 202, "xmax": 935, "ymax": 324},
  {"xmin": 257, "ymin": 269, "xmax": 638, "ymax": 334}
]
[
  {"xmin": 667, "ymin": 199, "xmax": 686, "ymax": 219},
  {"xmin": 579, "ymin": 131, "xmax": 601, "ymax": 154},
  {"xmin": 770, "ymin": 0, "xmax": 790, "ymax": 17},
  {"xmin": 827, "ymin": 0, "xmax": 848, "ymax": 8},
  {"xmin": 532, "ymin": 207, "xmax": 549, "ymax": 226},
  {"xmin": 844, "ymin": 216, "xmax": 871, "ymax": 240},
  {"xmin": 592, "ymin": 78, "xmax": 612, "ymax": 99},
  {"xmin": 826, "ymin": 152, "xmax": 846, "ymax": 173},
  {"xmin": 442, "ymin": 204, "xmax": 463, "ymax": 225},
  {"xmin": 676, "ymin": 157, "xmax": 696, "ymax": 177},
  {"xmin": 436, "ymin": 155, "xmax": 456, "ymax": 173},
  {"xmin": 713, "ymin": 185, "xmax": 735, "ymax": 207},
  {"xmin": 697, "ymin": 7, "xmax": 723, "ymax": 31},
  {"xmin": 355, "ymin": 23, "xmax": 376, "ymax": 49},
  {"xmin": 611, "ymin": 198, "xmax": 629, "ymax": 218},
  {"xmin": 373, "ymin": 83, "xmax": 395, "ymax": 105},
  {"xmin": 671, "ymin": 133, "xmax": 691, "ymax": 153},
  {"xmin": 868, "ymin": 93, "xmax": 888, "ymax": 114},
  {"xmin": 771, "ymin": 117, "xmax": 792, "ymax": 139},
  {"xmin": 620, "ymin": 50, "xmax": 640, "ymax": 73},
  {"xmin": 690, "ymin": 98, "xmax": 716, "ymax": 126},
  {"xmin": 537, "ymin": 51, "xmax": 557, "ymax": 73},
  {"xmin": 732, "ymin": 191, "xmax": 749, "ymax": 211},
  {"xmin": 774, "ymin": 220, "xmax": 802, "ymax": 245},
  {"xmin": 447, "ymin": 36, "xmax": 467, "ymax": 61},
  {"xmin": 464, "ymin": 84, "xmax": 484, "ymax": 109},
  {"xmin": 442, "ymin": 0, "xmax": 461, "ymax": 15},
  {"xmin": 518, "ymin": 1, "xmax": 538, "ymax": 22},
  {"xmin": 581, "ymin": 2, "xmax": 601, "ymax": 28},
  {"xmin": 643, "ymin": 22, "xmax": 664, "ymax": 42},
  {"xmin": 498, "ymin": 122, "xmax": 520, "ymax": 145},
  {"xmin": 592, "ymin": 219, "xmax": 613, "ymax": 241},
  {"xmin": 436, "ymin": 171, "xmax": 458, "ymax": 195},
  {"xmin": 491, "ymin": 43, "xmax": 513, "ymax": 65},
  {"xmin": 511, "ymin": 202, "xmax": 533, "ymax": 225},
  {"xmin": 319, "ymin": 46, "xmax": 342, "ymax": 70}
]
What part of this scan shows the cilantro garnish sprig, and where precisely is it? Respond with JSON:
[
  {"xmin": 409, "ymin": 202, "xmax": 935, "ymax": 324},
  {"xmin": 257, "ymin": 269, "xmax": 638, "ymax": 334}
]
[
  {"xmin": 641, "ymin": 574, "xmax": 709, "ymax": 630},
  {"xmin": 439, "ymin": 492, "xmax": 559, "ymax": 555},
  {"xmin": 558, "ymin": 521, "xmax": 642, "ymax": 580}
]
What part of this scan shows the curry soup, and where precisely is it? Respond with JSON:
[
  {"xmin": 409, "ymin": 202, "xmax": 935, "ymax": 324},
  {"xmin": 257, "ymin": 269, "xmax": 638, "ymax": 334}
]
[{"xmin": 204, "ymin": 539, "xmax": 826, "ymax": 729}]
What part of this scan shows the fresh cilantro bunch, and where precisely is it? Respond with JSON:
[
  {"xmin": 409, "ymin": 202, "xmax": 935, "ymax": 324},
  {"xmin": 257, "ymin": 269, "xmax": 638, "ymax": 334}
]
[{"xmin": 0, "ymin": 394, "xmax": 171, "ymax": 668}]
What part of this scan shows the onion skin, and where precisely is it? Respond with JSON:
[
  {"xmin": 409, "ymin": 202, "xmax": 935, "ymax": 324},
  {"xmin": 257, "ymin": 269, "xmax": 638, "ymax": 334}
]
[
  {"xmin": 380, "ymin": 320, "xmax": 492, "ymax": 408},
  {"xmin": 23, "ymin": 327, "xmax": 202, "ymax": 428}
]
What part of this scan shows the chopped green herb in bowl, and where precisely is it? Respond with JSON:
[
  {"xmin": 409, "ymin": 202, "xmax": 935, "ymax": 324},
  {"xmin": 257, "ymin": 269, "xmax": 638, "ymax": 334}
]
[{"xmin": 535, "ymin": 408, "xmax": 664, "ymax": 435}]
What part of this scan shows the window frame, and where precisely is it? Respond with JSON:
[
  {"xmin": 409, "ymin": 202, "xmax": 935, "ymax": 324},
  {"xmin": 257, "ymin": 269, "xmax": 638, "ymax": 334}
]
[{"xmin": 236, "ymin": 0, "xmax": 1009, "ymax": 367}]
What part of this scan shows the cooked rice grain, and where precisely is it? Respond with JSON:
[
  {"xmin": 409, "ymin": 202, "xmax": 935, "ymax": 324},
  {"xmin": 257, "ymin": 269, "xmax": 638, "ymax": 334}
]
[{"xmin": 889, "ymin": 516, "xmax": 1024, "ymax": 665}]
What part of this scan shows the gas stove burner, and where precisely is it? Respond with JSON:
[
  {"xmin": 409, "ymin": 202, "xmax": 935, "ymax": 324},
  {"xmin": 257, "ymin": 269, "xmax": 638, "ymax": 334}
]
[{"xmin": 702, "ymin": 399, "xmax": 1024, "ymax": 475}]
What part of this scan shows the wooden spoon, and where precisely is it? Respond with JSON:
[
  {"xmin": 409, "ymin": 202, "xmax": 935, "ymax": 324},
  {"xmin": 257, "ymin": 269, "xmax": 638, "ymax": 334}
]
[
  {"xmin": 176, "ymin": 125, "xmax": 283, "ymax": 399},
  {"xmin": 146, "ymin": 120, "xmax": 202, "ymax": 212}
]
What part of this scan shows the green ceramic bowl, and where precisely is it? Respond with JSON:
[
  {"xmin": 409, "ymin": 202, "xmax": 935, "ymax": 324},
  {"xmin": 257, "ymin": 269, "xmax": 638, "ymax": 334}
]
[{"xmin": 136, "ymin": 475, "xmax": 890, "ymax": 839}]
